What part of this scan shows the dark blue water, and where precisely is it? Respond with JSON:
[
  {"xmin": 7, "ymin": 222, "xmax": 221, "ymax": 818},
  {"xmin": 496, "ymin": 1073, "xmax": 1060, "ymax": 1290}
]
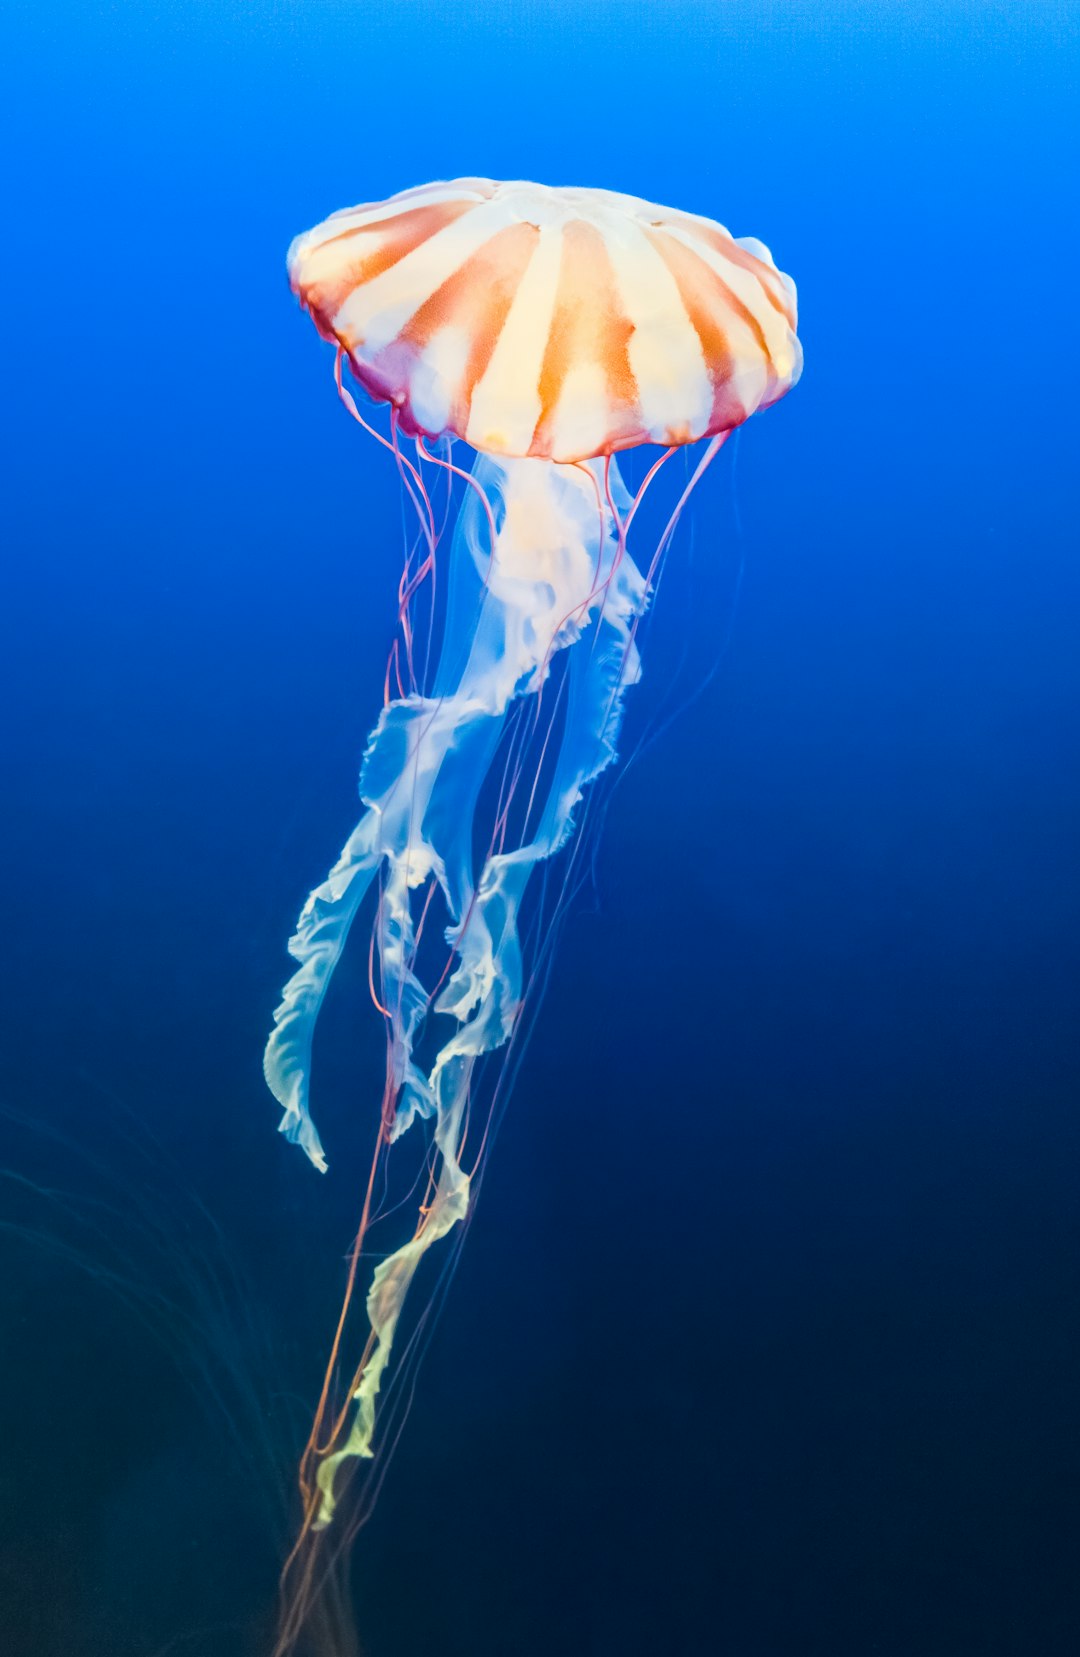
[{"xmin": 3, "ymin": 4, "xmax": 1078, "ymax": 1654}]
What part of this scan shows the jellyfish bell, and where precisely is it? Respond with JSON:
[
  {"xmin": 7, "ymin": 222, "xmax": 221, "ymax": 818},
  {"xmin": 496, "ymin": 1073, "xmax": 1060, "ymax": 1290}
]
[
  {"xmin": 285, "ymin": 178, "xmax": 801, "ymax": 461},
  {"xmin": 267, "ymin": 177, "xmax": 800, "ymax": 1649}
]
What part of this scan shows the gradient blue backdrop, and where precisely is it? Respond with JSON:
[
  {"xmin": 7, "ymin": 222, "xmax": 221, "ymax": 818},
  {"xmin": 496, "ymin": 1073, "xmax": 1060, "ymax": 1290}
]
[{"xmin": 2, "ymin": 4, "xmax": 1078, "ymax": 1655}]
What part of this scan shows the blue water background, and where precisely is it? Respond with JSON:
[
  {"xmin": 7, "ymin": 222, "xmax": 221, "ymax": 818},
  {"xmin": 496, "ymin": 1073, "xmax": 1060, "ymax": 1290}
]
[{"xmin": 2, "ymin": 3, "xmax": 1078, "ymax": 1654}]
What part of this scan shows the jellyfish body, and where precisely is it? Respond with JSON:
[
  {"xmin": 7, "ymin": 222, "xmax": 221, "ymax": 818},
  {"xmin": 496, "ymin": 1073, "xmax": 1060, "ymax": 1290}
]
[
  {"xmin": 284, "ymin": 178, "xmax": 800, "ymax": 461},
  {"xmin": 266, "ymin": 180, "xmax": 800, "ymax": 1581}
]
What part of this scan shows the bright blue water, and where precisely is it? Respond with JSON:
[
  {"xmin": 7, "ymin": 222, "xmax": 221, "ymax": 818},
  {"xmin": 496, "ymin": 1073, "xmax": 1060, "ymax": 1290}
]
[{"xmin": 2, "ymin": 4, "xmax": 1078, "ymax": 1655}]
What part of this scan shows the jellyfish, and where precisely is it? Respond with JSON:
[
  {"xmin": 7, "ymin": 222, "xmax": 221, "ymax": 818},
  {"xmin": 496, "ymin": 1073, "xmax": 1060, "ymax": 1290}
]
[{"xmin": 265, "ymin": 178, "xmax": 800, "ymax": 1639}]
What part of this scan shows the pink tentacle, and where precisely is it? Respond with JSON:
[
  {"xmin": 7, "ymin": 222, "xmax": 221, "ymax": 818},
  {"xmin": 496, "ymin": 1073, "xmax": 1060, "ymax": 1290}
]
[{"xmin": 415, "ymin": 436, "xmax": 499, "ymax": 578}]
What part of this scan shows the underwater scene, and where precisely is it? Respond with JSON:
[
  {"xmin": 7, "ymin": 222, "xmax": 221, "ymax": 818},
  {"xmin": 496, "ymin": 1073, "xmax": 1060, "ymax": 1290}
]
[{"xmin": 2, "ymin": 3, "xmax": 1078, "ymax": 1655}]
